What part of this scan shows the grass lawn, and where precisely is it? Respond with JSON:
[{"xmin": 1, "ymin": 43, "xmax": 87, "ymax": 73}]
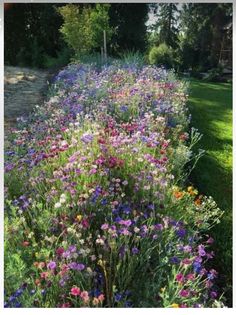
[{"xmin": 187, "ymin": 78, "xmax": 232, "ymax": 305}]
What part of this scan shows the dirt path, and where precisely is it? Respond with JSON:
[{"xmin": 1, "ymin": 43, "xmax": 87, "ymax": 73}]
[{"xmin": 4, "ymin": 66, "xmax": 50, "ymax": 128}]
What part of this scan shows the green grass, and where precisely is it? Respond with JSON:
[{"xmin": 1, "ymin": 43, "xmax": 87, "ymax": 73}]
[{"xmin": 187, "ymin": 78, "xmax": 232, "ymax": 305}]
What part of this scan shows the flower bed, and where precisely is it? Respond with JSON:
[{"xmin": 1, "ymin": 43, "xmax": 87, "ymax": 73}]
[{"xmin": 4, "ymin": 63, "xmax": 223, "ymax": 308}]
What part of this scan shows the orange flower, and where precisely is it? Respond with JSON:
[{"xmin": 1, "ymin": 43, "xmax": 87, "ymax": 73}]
[
  {"xmin": 35, "ymin": 278, "xmax": 41, "ymax": 286},
  {"xmin": 195, "ymin": 195, "xmax": 203, "ymax": 206},
  {"xmin": 174, "ymin": 191, "xmax": 184, "ymax": 199}
]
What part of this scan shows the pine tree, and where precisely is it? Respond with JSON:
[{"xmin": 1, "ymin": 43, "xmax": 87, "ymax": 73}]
[{"xmin": 153, "ymin": 3, "xmax": 179, "ymax": 49}]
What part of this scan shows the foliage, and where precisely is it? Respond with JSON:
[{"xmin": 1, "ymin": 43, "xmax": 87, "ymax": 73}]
[
  {"xmin": 109, "ymin": 4, "xmax": 149, "ymax": 55},
  {"xmin": 202, "ymin": 67, "xmax": 224, "ymax": 82},
  {"xmin": 179, "ymin": 3, "xmax": 232, "ymax": 70},
  {"xmin": 58, "ymin": 4, "xmax": 112, "ymax": 59},
  {"xmin": 148, "ymin": 43, "xmax": 174, "ymax": 68},
  {"xmin": 4, "ymin": 62, "xmax": 224, "ymax": 308},
  {"xmin": 150, "ymin": 3, "xmax": 180, "ymax": 49},
  {"xmin": 5, "ymin": 3, "xmax": 67, "ymax": 68}
]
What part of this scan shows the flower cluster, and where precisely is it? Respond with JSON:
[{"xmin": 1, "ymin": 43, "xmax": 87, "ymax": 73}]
[{"xmin": 4, "ymin": 63, "xmax": 223, "ymax": 307}]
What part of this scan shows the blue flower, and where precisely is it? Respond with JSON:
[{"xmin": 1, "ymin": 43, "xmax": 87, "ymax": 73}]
[
  {"xmin": 115, "ymin": 293, "xmax": 122, "ymax": 302},
  {"xmin": 193, "ymin": 261, "xmax": 202, "ymax": 273},
  {"xmin": 170, "ymin": 256, "xmax": 180, "ymax": 264}
]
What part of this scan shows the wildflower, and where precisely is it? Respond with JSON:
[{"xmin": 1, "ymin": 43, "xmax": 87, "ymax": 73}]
[
  {"xmin": 198, "ymin": 245, "xmax": 206, "ymax": 257},
  {"xmin": 77, "ymin": 263, "xmax": 85, "ymax": 271},
  {"xmin": 60, "ymin": 303, "xmax": 71, "ymax": 308},
  {"xmin": 101, "ymin": 223, "xmax": 109, "ymax": 230},
  {"xmin": 56, "ymin": 247, "xmax": 64, "ymax": 256},
  {"xmin": 54, "ymin": 202, "xmax": 61, "ymax": 209},
  {"xmin": 70, "ymin": 286, "xmax": 81, "ymax": 296},
  {"xmin": 47, "ymin": 261, "xmax": 57, "ymax": 270},
  {"xmin": 175, "ymin": 273, "xmax": 185, "ymax": 283},
  {"xmin": 170, "ymin": 256, "xmax": 180, "ymax": 264},
  {"xmin": 170, "ymin": 303, "xmax": 179, "ymax": 308},
  {"xmin": 80, "ymin": 291, "xmax": 89, "ymax": 303},
  {"xmin": 186, "ymin": 273, "xmax": 195, "ymax": 281},
  {"xmin": 93, "ymin": 298, "xmax": 99, "ymax": 305},
  {"xmin": 210, "ymin": 291, "xmax": 218, "ymax": 299},
  {"xmin": 174, "ymin": 191, "xmax": 184, "ymax": 199},
  {"xmin": 40, "ymin": 272, "xmax": 49, "ymax": 279},
  {"xmin": 131, "ymin": 247, "xmax": 139, "ymax": 255},
  {"xmin": 98, "ymin": 294, "xmax": 105, "ymax": 302},
  {"xmin": 179, "ymin": 289, "xmax": 190, "ymax": 298},
  {"xmin": 119, "ymin": 219, "xmax": 132, "ymax": 227}
]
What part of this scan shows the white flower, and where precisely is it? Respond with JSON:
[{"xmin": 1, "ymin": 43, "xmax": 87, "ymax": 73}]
[{"xmin": 55, "ymin": 202, "xmax": 61, "ymax": 209}]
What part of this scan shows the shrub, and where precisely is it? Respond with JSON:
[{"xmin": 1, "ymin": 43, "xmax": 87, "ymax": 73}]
[{"xmin": 148, "ymin": 43, "xmax": 174, "ymax": 68}]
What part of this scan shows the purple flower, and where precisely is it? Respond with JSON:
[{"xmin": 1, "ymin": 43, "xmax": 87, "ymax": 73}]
[
  {"xmin": 68, "ymin": 262, "xmax": 79, "ymax": 270},
  {"xmin": 47, "ymin": 261, "xmax": 57, "ymax": 270},
  {"xmin": 77, "ymin": 263, "xmax": 85, "ymax": 271},
  {"xmin": 198, "ymin": 245, "xmax": 206, "ymax": 257},
  {"xmin": 176, "ymin": 228, "xmax": 186, "ymax": 238},
  {"xmin": 68, "ymin": 245, "xmax": 77, "ymax": 253},
  {"xmin": 183, "ymin": 245, "xmax": 192, "ymax": 253},
  {"xmin": 154, "ymin": 224, "xmax": 163, "ymax": 231},
  {"xmin": 131, "ymin": 247, "xmax": 139, "ymax": 255},
  {"xmin": 210, "ymin": 291, "xmax": 218, "ymax": 299}
]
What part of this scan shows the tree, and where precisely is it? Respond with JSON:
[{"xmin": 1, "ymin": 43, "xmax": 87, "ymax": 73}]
[
  {"xmin": 58, "ymin": 4, "xmax": 112, "ymax": 58},
  {"xmin": 108, "ymin": 4, "xmax": 149, "ymax": 54},
  {"xmin": 4, "ymin": 3, "xmax": 66, "ymax": 67},
  {"xmin": 151, "ymin": 3, "xmax": 179, "ymax": 49},
  {"xmin": 180, "ymin": 3, "xmax": 232, "ymax": 70}
]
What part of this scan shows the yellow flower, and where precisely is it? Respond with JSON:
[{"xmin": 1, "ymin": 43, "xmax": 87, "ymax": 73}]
[
  {"xmin": 76, "ymin": 215, "xmax": 82, "ymax": 222},
  {"xmin": 160, "ymin": 287, "xmax": 166, "ymax": 293},
  {"xmin": 187, "ymin": 186, "xmax": 193, "ymax": 192},
  {"xmin": 170, "ymin": 303, "xmax": 179, "ymax": 308}
]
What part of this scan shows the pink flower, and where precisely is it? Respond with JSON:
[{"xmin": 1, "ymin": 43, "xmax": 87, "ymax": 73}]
[
  {"xmin": 98, "ymin": 294, "xmax": 105, "ymax": 302},
  {"xmin": 186, "ymin": 273, "xmax": 195, "ymax": 281},
  {"xmin": 80, "ymin": 291, "xmax": 89, "ymax": 303},
  {"xmin": 82, "ymin": 219, "xmax": 89, "ymax": 228},
  {"xmin": 101, "ymin": 223, "xmax": 109, "ymax": 230},
  {"xmin": 182, "ymin": 258, "xmax": 192, "ymax": 265},
  {"xmin": 70, "ymin": 287, "xmax": 81, "ymax": 296},
  {"xmin": 56, "ymin": 247, "xmax": 64, "ymax": 256},
  {"xmin": 119, "ymin": 219, "xmax": 132, "ymax": 227},
  {"xmin": 60, "ymin": 302, "xmax": 71, "ymax": 308}
]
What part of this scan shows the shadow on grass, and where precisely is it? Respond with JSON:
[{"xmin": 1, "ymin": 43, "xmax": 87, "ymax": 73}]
[{"xmin": 187, "ymin": 78, "xmax": 232, "ymax": 306}]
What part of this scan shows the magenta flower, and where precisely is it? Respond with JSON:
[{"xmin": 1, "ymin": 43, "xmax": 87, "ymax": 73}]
[
  {"xmin": 175, "ymin": 273, "xmax": 185, "ymax": 283},
  {"xmin": 179, "ymin": 289, "xmax": 190, "ymax": 298}
]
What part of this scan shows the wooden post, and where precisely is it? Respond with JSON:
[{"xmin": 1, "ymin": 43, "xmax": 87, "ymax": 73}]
[
  {"xmin": 103, "ymin": 30, "xmax": 107, "ymax": 63},
  {"xmin": 101, "ymin": 46, "xmax": 104, "ymax": 64}
]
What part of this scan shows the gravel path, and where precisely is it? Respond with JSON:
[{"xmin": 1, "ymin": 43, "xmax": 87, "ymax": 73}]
[{"xmin": 4, "ymin": 66, "xmax": 50, "ymax": 127}]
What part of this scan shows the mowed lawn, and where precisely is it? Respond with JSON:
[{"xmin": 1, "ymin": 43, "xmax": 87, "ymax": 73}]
[{"xmin": 188, "ymin": 78, "xmax": 232, "ymax": 304}]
